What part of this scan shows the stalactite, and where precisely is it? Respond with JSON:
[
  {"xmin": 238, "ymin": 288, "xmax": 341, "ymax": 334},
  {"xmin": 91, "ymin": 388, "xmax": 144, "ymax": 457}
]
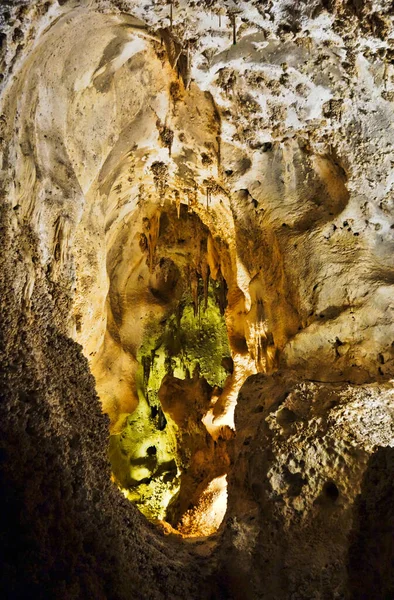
[
  {"xmin": 207, "ymin": 234, "xmax": 220, "ymax": 280},
  {"xmin": 228, "ymin": 9, "xmax": 241, "ymax": 45},
  {"xmin": 215, "ymin": 271, "xmax": 228, "ymax": 316},
  {"xmin": 256, "ymin": 335, "xmax": 263, "ymax": 370},
  {"xmin": 218, "ymin": 7, "xmax": 225, "ymax": 28},
  {"xmin": 216, "ymin": 134, "xmax": 221, "ymax": 171},
  {"xmin": 201, "ymin": 261, "xmax": 210, "ymax": 310},
  {"xmin": 204, "ymin": 178, "xmax": 225, "ymax": 208},
  {"xmin": 185, "ymin": 186, "xmax": 197, "ymax": 212},
  {"xmin": 176, "ymin": 298, "xmax": 184, "ymax": 330},
  {"xmin": 191, "ymin": 268, "xmax": 199, "ymax": 317},
  {"xmin": 231, "ymin": 15, "xmax": 236, "ymax": 45}
]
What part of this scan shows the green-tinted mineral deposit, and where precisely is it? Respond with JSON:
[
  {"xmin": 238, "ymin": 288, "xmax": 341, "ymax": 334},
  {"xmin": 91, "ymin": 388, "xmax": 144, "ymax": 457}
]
[{"xmin": 109, "ymin": 279, "xmax": 230, "ymax": 521}]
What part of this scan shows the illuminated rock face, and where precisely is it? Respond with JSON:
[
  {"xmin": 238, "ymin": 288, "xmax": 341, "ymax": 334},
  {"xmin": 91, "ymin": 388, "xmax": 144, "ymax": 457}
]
[
  {"xmin": 0, "ymin": 1, "xmax": 394, "ymax": 599},
  {"xmin": 108, "ymin": 205, "xmax": 232, "ymax": 527}
]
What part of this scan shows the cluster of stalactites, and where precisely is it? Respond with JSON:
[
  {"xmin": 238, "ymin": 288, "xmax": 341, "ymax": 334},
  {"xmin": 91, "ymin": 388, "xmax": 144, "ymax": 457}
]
[
  {"xmin": 186, "ymin": 262, "xmax": 227, "ymax": 319},
  {"xmin": 140, "ymin": 196, "xmax": 227, "ymax": 312},
  {"xmin": 184, "ymin": 231, "xmax": 227, "ymax": 319},
  {"xmin": 143, "ymin": 152, "xmax": 226, "ymax": 223}
]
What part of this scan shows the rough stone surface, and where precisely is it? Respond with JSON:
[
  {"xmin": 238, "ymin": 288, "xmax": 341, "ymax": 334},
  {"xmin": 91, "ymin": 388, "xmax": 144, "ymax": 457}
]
[
  {"xmin": 0, "ymin": 205, "xmax": 209, "ymax": 599},
  {"xmin": 0, "ymin": 1, "xmax": 393, "ymax": 599}
]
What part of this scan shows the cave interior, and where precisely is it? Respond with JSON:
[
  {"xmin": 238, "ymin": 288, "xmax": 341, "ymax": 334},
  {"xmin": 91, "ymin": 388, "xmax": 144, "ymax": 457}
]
[{"xmin": 0, "ymin": 1, "xmax": 394, "ymax": 599}]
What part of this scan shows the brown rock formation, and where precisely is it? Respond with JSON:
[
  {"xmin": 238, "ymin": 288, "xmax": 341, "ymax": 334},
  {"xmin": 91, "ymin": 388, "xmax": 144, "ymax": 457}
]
[{"xmin": 0, "ymin": 1, "xmax": 393, "ymax": 599}]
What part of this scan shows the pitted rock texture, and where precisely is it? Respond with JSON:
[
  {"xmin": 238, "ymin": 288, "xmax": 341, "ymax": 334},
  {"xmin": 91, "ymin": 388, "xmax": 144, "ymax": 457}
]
[
  {"xmin": 0, "ymin": 1, "xmax": 393, "ymax": 599},
  {"xmin": 223, "ymin": 372, "xmax": 394, "ymax": 599}
]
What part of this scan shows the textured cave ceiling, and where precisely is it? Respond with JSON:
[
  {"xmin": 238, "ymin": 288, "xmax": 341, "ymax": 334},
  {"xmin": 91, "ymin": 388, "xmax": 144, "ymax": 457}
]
[{"xmin": 0, "ymin": 0, "xmax": 394, "ymax": 599}]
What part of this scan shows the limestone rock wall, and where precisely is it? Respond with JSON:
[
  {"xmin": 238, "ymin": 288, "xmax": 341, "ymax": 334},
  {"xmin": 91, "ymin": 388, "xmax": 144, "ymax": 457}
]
[
  {"xmin": 0, "ymin": 1, "xmax": 393, "ymax": 599},
  {"xmin": 223, "ymin": 372, "xmax": 394, "ymax": 598},
  {"xmin": 0, "ymin": 205, "xmax": 208, "ymax": 599}
]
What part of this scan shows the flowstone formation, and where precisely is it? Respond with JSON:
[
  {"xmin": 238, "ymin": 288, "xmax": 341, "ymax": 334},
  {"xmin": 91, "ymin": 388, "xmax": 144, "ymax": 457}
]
[{"xmin": 0, "ymin": 1, "xmax": 394, "ymax": 599}]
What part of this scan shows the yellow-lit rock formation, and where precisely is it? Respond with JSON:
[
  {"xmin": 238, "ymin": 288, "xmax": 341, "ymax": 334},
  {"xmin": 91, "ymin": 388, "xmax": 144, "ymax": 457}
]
[{"xmin": 0, "ymin": 1, "xmax": 393, "ymax": 598}]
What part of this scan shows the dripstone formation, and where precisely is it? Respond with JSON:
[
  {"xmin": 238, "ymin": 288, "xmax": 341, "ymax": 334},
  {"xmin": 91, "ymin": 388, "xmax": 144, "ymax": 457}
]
[{"xmin": 0, "ymin": 1, "xmax": 393, "ymax": 599}]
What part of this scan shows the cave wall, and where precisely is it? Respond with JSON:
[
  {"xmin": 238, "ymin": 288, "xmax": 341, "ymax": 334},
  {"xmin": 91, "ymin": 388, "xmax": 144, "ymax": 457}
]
[
  {"xmin": 222, "ymin": 372, "xmax": 394, "ymax": 599},
  {"xmin": 1, "ymin": 1, "xmax": 394, "ymax": 599},
  {"xmin": 0, "ymin": 204, "xmax": 210, "ymax": 599}
]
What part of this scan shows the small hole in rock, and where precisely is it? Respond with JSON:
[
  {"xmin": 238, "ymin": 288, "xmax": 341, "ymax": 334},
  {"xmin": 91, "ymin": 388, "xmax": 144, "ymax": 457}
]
[{"xmin": 323, "ymin": 481, "xmax": 339, "ymax": 502}]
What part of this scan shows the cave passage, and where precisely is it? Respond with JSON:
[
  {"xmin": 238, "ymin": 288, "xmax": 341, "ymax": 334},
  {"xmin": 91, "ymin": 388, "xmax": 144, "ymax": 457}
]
[
  {"xmin": 106, "ymin": 203, "xmax": 234, "ymax": 536},
  {"xmin": 2, "ymin": 2, "xmax": 394, "ymax": 597}
]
